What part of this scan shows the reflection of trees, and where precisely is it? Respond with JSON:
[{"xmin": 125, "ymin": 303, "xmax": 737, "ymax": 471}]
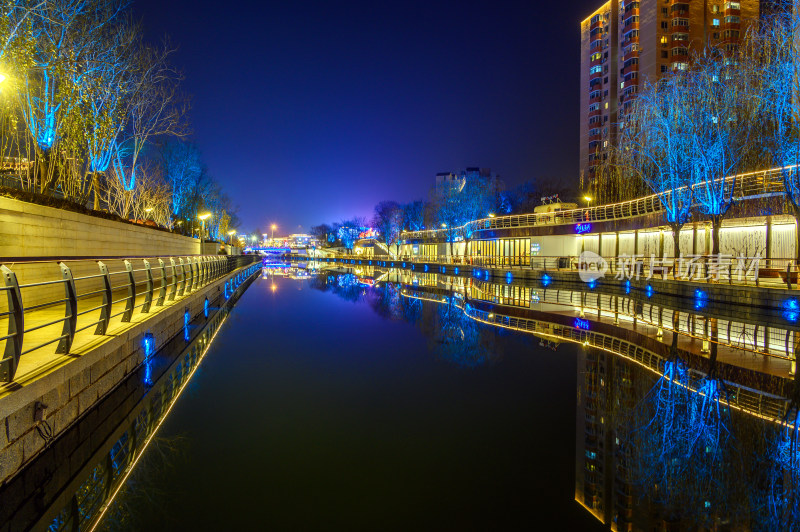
[
  {"xmin": 426, "ymin": 299, "xmax": 499, "ymax": 368},
  {"xmin": 368, "ymin": 282, "xmax": 402, "ymax": 321},
  {"xmin": 99, "ymin": 436, "xmax": 189, "ymax": 532},
  {"xmin": 308, "ymin": 273, "xmax": 366, "ymax": 303},
  {"xmin": 314, "ymin": 273, "xmax": 500, "ymax": 368}
]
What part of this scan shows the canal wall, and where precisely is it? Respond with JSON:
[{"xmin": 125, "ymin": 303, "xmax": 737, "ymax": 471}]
[
  {"xmin": 0, "ymin": 261, "xmax": 260, "ymax": 487},
  {"xmin": 0, "ymin": 268, "xmax": 258, "ymax": 530},
  {"xmin": 0, "ymin": 196, "xmax": 200, "ymax": 259}
]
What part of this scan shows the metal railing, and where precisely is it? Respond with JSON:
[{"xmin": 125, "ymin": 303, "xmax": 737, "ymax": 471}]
[
  {"xmin": 402, "ymin": 165, "xmax": 792, "ymax": 241},
  {"xmin": 0, "ymin": 255, "xmax": 259, "ymax": 382}
]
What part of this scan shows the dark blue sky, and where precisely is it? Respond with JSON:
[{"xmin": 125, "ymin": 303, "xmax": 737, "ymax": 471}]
[{"xmin": 134, "ymin": 0, "xmax": 599, "ymax": 233}]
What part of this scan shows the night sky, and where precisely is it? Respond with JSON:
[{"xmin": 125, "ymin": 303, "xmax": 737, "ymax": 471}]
[{"xmin": 134, "ymin": 0, "xmax": 600, "ymax": 233}]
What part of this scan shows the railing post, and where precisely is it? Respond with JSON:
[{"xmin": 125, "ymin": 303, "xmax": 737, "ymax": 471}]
[
  {"xmin": 192, "ymin": 257, "xmax": 200, "ymax": 290},
  {"xmin": 142, "ymin": 259, "xmax": 154, "ymax": 313},
  {"xmin": 95, "ymin": 261, "xmax": 112, "ymax": 335},
  {"xmin": 157, "ymin": 259, "xmax": 167, "ymax": 306},
  {"xmin": 184, "ymin": 257, "xmax": 192, "ymax": 293},
  {"xmin": 0, "ymin": 265, "xmax": 23, "ymax": 382},
  {"xmin": 122, "ymin": 259, "xmax": 135, "ymax": 322},
  {"xmin": 176, "ymin": 258, "xmax": 185, "ymax": 297},
  {"xmin": 56, "ymin": 262, "xmax": 78, "ymax": 354}
]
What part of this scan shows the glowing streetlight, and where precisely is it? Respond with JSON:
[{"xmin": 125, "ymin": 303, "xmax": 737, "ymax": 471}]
[
  {"xmin": 488, "ymin": 213, "xmax": 495, "ymax": 218},
  {"xmin": 198, "ymin": 212, "xmax": 211, "ymax": 251},
  {"xmin": 228, "ymin": 229, "xmax": 236, "ymax": 245},
  {"xmin": 441, "ymin": 223, "xmax": 447, "ymax": 228},
  {"xmin": 271, "ymin": 223, "xmax": 277, "ymax": 241}
]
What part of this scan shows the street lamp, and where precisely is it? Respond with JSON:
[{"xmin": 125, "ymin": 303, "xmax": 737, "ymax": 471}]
[
  {"xmin": 228, "ymin": 229, "xmax": 236, "ymax": 245},
  {"xmin": 584, "ymin": 195, "xmax": 593, "ymax": 208},
  {"xmin": 198, "ymin": 212, "xmax": 211, "ymax": 252},
  {"xmin": 488, "ymin": 213, "xmax": 495, "ymax": 218},
  {"xmin": 271, "ymin": 223, "xmax": 277, "ymax": 241}
]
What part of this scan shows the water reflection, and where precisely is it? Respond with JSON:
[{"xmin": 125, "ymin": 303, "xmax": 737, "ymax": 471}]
[
  {"xmin": 309, "ymin": 272, "xmax": 501, "ymax": 367},
  {"xmin": 315, "ymin": 264, "xmax": 800, "ymax": 530}
]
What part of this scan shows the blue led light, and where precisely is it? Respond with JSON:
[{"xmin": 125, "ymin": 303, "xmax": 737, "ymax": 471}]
[
  {"xmin": 646, "ymin": 285, "xmax": 654, "ymax": 298},
  {"xmin": 783, "ymin": 298, "xmax": 799, "ymax": 322},
  {"xmin": 506, "ymin": 272, "xmax": 513, "ymax": 284},
  {"xmin": 454, "ymin": 267, "xmax": 459, "ymax": 275},
  {"xmin": 204, "ymin": 298, "xmax": 210, "ymax": 318},
  {"xmin": 143, "ymin": 332, "xmax": 155, "ymax": 386},
  {"xmin": 694, "ymin": 289, "xmax": 708, "ymax": 310},
  {"xmin": 542, "ymin": 273, "xmax": 551, "ymax": 287},
  {"xmin": 624, "ymin": 279, "xmax": 631, "ymax": 294},
  {"xmin": 424, "ymin": 264, "xmax": 429, "ymax": 272},
  {"xmin": 184, "ymin": 309, "xmax": 190, "ymax": 342},
  {"xmin": 587, "ymin": 279, "xmax": 596, "ymax": 290}
]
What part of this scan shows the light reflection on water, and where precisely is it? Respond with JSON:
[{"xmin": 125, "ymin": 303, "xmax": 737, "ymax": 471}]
[{"xmin": 11, "ymin": 262, "xmax": 800, "ymax": 531}]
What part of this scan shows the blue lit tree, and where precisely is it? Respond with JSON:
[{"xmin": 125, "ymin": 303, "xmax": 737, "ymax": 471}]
[
  {"xmin": 15, "ymin": 0, "xmax": 127, "ymax": 194},
  {"xmin": 372, "ymin": 200, "xmax": 403, "ymax": 256},
  {"xmin": 618, "ymin": 73, "xmax": 695, "ymax": 269},
  {"xmin": 333, "ymin": 217, "xmax": 365, "ymax": 254},
  {"xmin": 750, "ymin": 3, "xmax": 800, "ymax": 261},
  {"xmin": 680, "ymin": 48, "xmax": 762, "ymax": 255},
  {"xmin": 157, "ymin": 139, "xmax": 204, "ymax": 219},
  {"xmin": 401, "ymin": 200, "xmax": 426, "ymax": 231},
  {"xmin": 433, "ymin": 173, "xmax": 495, "ymax": 257},
  {"xmin": 108, "ymin": 39, "xmax": 187, "ymax": 217}
]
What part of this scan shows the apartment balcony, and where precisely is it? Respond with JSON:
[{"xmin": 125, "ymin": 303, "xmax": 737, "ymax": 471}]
[
  {"xmin": 621, "ymin": 35, "xmax": 639, "ymax": 47},
  {"xmin": 589, "ymin": 95, "xmax": 602, "ymax": 105},
  {"xmin": 671, "ymin": 51, "xmax": 689, "ymax": 62},
  {"xmin": 622, "ymin": 49, "xmax": 639, "ymax": 62},
  {"xmin": 589, "ymin": 108, "xmax": 602, "ymax": 118},
  {"xmin": 622, "ymin": 64, "xmax": 638, "ymax": 76}
]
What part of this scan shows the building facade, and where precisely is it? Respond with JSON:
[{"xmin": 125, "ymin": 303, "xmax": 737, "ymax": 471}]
[{"xmin": 579, "ymin": 0, "xmax": 760, "ymax": 188}]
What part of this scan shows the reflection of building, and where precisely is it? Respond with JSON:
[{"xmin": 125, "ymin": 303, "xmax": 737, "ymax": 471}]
[
  {"xmin": 579, "ymin": 0, "xmax": 760, "ymax": 186},
  {"xmin": 575, "ymin": 348, "xmax": 639, "ymax": 530}
]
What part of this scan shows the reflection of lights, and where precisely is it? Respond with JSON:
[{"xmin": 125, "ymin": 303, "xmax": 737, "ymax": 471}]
[
  {"xmin": 783, "ymin": 298, "xmax": 799, "ymax": 322},
  {"xmin": 271, "ymin": 284, "xmax": 277, "ymax": 292},
  {"xmin": 694, "ymin": 289, "xmax": 708, "ymax": 310}
]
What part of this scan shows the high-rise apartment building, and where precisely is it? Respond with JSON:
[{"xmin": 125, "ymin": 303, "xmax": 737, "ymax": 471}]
[{"xmin": 579, "ymin": 0, "xmax": 760, "ymax": 187}]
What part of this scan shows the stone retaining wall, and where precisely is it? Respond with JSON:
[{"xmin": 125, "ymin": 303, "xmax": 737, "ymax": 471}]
[{"xmin": 0, "ymin": 196, "xmax": 200, "ymax": 259}]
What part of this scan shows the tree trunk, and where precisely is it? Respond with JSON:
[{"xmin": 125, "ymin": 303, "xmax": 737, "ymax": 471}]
[
  {"xmin": 711, "ymin": 215, "xmax": 722, "ymax": 257},
  {"xmin": 91, "ymin": 172, "xmax": 100, "ymax": 210},
  {"xmin": 670, "ymin": 223, "xmax": 682, "ymax": 279}
]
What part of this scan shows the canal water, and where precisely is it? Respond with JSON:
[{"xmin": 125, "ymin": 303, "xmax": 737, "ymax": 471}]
[
  {"xmin": 96, "ymin": 271, "xmax": 604, "ymax": 531},
  {"xmin": 8, "ymin": 264, "xmax": 800, "ymax": 530}
]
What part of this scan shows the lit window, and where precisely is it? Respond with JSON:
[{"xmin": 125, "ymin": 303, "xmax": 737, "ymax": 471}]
[{"xmin": 712, "ymin": 18, "xmax": 720, "ymax": 26}]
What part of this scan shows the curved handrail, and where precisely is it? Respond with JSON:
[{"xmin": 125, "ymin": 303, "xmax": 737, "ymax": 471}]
[{"xmin": 402, "ymin": 165, "xmax": 792, "ymax": 241}]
